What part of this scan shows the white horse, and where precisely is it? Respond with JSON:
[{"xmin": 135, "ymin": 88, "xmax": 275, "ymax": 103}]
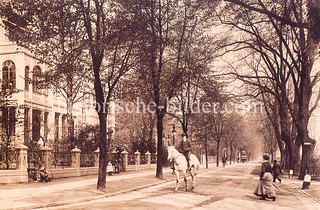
[{"xmin": 167, "ymin": 146, "xmax": 200, "ymax": 192}]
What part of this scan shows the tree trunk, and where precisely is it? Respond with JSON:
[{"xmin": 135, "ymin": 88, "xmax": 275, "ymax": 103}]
[
  {"xmin": 278, "ymin": 99, "xmax": 296, "ymax": 171},
  {"xmin": 66, "ymin": 95, "xmax": 74, "ymax": 147},
  {"xmin": 216, "ymin": 140, "xmax": 220, "ymax": 167},
  {"xmin": 156, "ymin": 112, "xmax": 164, "ymax": 179},
  {"xmin": 297, "ymin": 28, "xmax": 318, "ymax": 179},
  {"xmin": 205, "ymin": 138, "xmax": 208, "ymax": 169},
  {"xmin": 92, "ymin": 57, "xmax": 108, "ymax": 191},
  {"xmin": 229, "ymin": 143, "xmax": 232, "ymax": 165},
  {"xmin": 300, "ymin": 143, "xmax": 311, "ymax": 179},
  {"xmin": 280, "ymin": 149, "xmax": 285, "ymax": 170},
  {"xmin": 297, "ymin": 128, "xmax": 311, "ymax": 179},
  {"xmin": 67, "ymin": 71, "xmax": 74, "ymax": 147},
  {"xmin": 97, "ymin": 111, "xmax": 108, "ymax": 190}
]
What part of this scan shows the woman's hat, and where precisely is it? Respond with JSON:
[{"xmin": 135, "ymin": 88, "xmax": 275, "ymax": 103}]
[{"xmin": 263, "ymin": 153, "xmax": 270, "ymax": 160}]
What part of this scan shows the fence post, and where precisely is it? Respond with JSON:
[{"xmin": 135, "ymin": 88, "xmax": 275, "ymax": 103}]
[
  {"xmin": 16, "ymin": 144, "xmax": 28, "ymax": 171},
  {"xmin": 94, "ymin": 148, "xmax": 100, "ymax": 167},
  {"xmin": 40, "ymin": 146, "xmax": 53, "ymax": 172},
  {"xmin": 121, "ymin": 149, "xmax": 128, "ymax": 172},
  {"xmin": 145, "ymin": 151, "xmax": 151, "ymax": 168},
  {"xmin": 15, "ymin": 144, "xmax": 28, "ymax": 182},
  {"xmin": 71, "ymin": 146, "xmax": 81, "ymax": 176},
  {"xmin": 134, "ymin": 150, "xmax": 141, "ymax": 171}
]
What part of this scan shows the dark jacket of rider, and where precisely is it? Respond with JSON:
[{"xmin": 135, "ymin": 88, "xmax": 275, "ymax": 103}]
[{"xmin": 178, "ymin": 140, "xmax": 192, "ymax": 154}]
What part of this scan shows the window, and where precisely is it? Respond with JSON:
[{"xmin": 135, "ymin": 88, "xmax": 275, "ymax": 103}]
[
  {"xmin": 62, "ymin": 114, "xmax": 67, "ymax": 138},
  {"xmin": 32, "ymin": 66, "xmax": 41, "ymax": 93},
  {"xmin": 2, "ymin": 60, "xmax": 16, "ymax": 89},
  {"xmin": 24, "ymin": 108, "xmax": 30, "ymax": 142},
  {"xmin": 25, "ymin": 66, "xmax": 29, "ymax": 90},
  {"xmin": 32, "ymin": 109, "xmax": 41, "ymax": 143},
  {"xmin": 0, "ymin": 107, "xmax": 16, "ymax": 137}
]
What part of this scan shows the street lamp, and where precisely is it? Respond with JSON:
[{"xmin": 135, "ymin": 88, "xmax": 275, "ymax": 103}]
[{"xmin": 171, "ymin": 125, "xmax": 176, "ymax": 146}]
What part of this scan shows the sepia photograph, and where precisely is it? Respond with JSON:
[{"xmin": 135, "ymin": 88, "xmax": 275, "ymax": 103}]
[{"xmin": 0, "ymin": 0, "xmax": 320, "ymax": 209}]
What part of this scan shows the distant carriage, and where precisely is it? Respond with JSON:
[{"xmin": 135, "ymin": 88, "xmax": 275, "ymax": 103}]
[{"xmin": 240, "ymin": 151, "xmax": 247, "ymax": 163}]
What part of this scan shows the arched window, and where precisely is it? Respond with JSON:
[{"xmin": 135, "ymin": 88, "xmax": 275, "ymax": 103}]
[
  {"xmin": 25, "ymin": 66, "xmax": 29, "ymax": 90},
  {"xmin": 2, "ymin": 60, "xmax": 16, "ymax": 89},
  {"xmin": 32, "ymin": 66, "xmax": 41, "ymax": 93}
]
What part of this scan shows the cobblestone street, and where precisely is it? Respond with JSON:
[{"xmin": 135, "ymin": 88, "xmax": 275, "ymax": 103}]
[{"xmin": 1, "ymin": 162, "xmax": 320, "ymax": 210}]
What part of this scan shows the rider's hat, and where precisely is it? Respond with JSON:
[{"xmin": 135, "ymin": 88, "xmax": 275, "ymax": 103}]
[
  {"xmin": 263, "ymin": 153, "xmax": 270, "ymax": 160},
  {"xmin": 181, "ymin": 132, "xmax": 188, "ymax": 138}
]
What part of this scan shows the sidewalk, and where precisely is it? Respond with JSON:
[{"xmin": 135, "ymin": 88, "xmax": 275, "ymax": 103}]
[
  {"xmin": 0, "ymin": 167, "xmax": 167, "ymax": 209},
  {"xmin": 0, "ymin": 164, "xmax": 217, "ymax": 210},
  {"xmin": 285, "ymin": 176, "xmax": 320, "ymax": 203}
]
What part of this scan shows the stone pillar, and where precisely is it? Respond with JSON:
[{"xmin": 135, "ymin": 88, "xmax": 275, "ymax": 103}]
[
  {"xmin": 15, "ymin": 122, "xmax": 24, "ymax": 145},
  {"xmin": 94, "ymin": 148, "xmax": 100, "ymax": 167},
  {"xmin": 46, "ymin": 112, "xmax": 54, "ymax": 146},
  {"xmin": 112, "ymin": 149, "xmax": 118, "ymax": 162},
  {"xmin": 121, "ymin": 150, "xmax": 128, "ymax": 172},
  {"xmin": 15, "ymin": 144, "xmax": 28, "ymax": 171},
  {"xmin": 134, "ymin": 150, "xmax": 141, "ymax": 171},
  {"xmin": 71, "ymin": 146, "xmax": 81, "ymax": 169},
  {"xmin": 145, "ymin": 151, "xmax": 151, "ymax": 168},
  {"xmin": 40, "ymin": 146, "xmax": 53, "ymax": 172}
]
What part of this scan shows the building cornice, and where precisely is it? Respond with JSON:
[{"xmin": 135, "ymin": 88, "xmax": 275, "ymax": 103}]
[{"xmin": 0, "ymin": 48, "xmax": 39, "ymax": 60}]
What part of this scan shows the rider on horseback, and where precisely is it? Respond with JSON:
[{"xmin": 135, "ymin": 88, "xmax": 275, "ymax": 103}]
[{"xmin": 178, "ymin": 133, "xmax": 192, "ymax": 171}]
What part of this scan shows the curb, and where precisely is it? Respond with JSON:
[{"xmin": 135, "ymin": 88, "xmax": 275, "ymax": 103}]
[{"xmin": 286, "ymin": 178, "xmax": 320, "ymax": 205}]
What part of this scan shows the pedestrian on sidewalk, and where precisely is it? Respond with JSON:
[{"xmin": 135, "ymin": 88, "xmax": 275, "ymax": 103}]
[
  {"xmin": 107, "ymin": 161, "xmax": 114, "ymax": 175},
  {"xmin": 254, "ymin": 154, "xmax": 276, "ymax": 201},
  {"xmin": 272, "ymin": 160, "xmax": 282, "ymax": 183},
  {"xmin": 222, "ymin": 154, "xmax": 227, "ymax": 167}
]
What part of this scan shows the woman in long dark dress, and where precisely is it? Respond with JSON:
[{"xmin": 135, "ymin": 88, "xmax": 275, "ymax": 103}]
[{"xmin": 254, "ymin": 154, "xmax": 276, "ymax": 201}]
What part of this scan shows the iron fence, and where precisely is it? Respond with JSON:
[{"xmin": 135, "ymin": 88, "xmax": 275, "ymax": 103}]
[
  {"xmin": 128, "ymin": 154, "xmax": 135, "ymax": 165},
  {"xmin": 52, "ymin": 152, "xmax": 72, "ymax": 168},
  {"xmin": 151, "ymin": 154, "xmax": 157, "ymax": 164},
  {"xmin": 106, "ymin": 154, "xmax": 113, "ymax": 163},
  {"xmin": 0, "ymin": 148, "xmax": 16, "ymax": 170},
  {"xmin": 140, "ymin": 155, "xmax": 147, "ymax": 164},
  {"xmin": 27, "ymin": 150, "xmax": 41, "ymax": 170},
  {"xmin": 80, "ymin": 153, "xmax": 95, "ymax": 167},
  {"xmin": 310, "ymin": 166, "xmax": 320, "ymax": 179}
]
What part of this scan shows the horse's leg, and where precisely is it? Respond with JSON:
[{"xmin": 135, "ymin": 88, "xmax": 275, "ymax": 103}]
[
  {"xmin": 190, "ymin": 170, "xmax": 194, "ymax": 190},
  {"xmin": 183, "ymin": 171, "xmax": 188, "ymax": 191},
  {"xmin": 191, "ymin": 170, "xmax": 196, "ymax": 190},
  {"xmin": 174, "ymin": 170, "xmax": 179, "ymax": 193}
]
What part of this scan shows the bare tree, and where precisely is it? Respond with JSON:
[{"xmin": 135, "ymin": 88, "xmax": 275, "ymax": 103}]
[
  {"xmin": 77, "ymin": 0, "xmax": 141, "ymax": 190},
  {"xmin": 126, "ymin": 0, "xmax": 214, "ymax": 178},
  {"xmin": 215, "ymin": 0, "xmax": 320, "ymax": 178}
]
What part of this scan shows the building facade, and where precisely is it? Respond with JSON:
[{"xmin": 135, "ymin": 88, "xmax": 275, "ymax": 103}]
[{"xmin": 0, "ymin": 20, "xmax": 115, "ymax": 150}]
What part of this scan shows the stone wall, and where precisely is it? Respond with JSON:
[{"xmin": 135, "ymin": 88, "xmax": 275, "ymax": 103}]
[{"xmin": 0, "ymin": 145, "xmax": 156, "ymax": 184}]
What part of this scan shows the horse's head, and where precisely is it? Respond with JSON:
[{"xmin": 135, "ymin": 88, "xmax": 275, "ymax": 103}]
[{"xmin": 167, "ymin": 146, "xmax": 175, "ymax": 162}]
